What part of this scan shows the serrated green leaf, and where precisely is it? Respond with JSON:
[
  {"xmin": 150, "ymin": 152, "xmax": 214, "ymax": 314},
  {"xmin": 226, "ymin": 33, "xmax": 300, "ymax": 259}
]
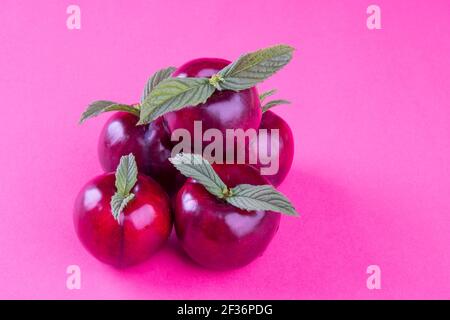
[
  {"xmin": 140, "ymin": 66, "xmax": 177, "ymax": 104},
  {"xmin": 169, "ymin": 154, "xmax": 298, "ymax": 216},
  {"xmin": 110, "ymin": 193, "xmax": 135, "ymax": 222},
  {"xmin": 110, "ymin": 154, "xmax": 138, "ymax": 224},
  {"xmin": 169, "ymin": 153, "xmax": 227, "ymax": 198},
  {"xmin": 115, "ymin": 154, "xmax": 138, "ymax": 195},
  {"xmin": 79, "ymin": 101, "xmax": 139, "ymax": 124},
  {"xmin": 135, "ymin": 45, "xmax": 294, "ymax": 124},
  {"xmin": 138, "ymin": 78, "xmax": 215, "ymax": 125},
  {"xmin": 262, "ymin": 99, "xmax": 291, "ymax": 113},
  {"xmin": 216, "ymin": 45, "xmax": 294, "ymax": 91},
  {"xmin": 226, "ymin": 184, "xmax": 299, "ymax": 216},
  {"xmin": 259, "ymin": 89, "xmax": 277, "ymax": 102}
]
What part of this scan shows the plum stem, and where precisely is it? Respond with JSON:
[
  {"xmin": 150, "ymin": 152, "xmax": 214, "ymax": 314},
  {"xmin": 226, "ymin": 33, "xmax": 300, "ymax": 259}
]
[
  {"xmin": 220, "ymin": 187, "xmax": 233, "ymax": 199},
  {"xmin": 209, "ymin": 74, "xmax": 224, "ymax": 90}
]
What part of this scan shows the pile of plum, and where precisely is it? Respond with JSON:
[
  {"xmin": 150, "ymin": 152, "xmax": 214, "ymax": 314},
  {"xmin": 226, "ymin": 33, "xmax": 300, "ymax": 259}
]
[{"xmin": 74, "ymin": 45, "xmax": 298, "ymax": 270}]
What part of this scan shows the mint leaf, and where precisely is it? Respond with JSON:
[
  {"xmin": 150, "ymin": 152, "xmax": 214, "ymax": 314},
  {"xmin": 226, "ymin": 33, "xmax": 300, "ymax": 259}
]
[
  {"xmin": 169, "ymin": 153, "xmax": 299, "ymax": 216},
  {"xmin": 137, "ymin": 45, "xmax": 294, "ymax": 124},
  {"xmin": 259, "ymin": 88, "xmax": 291, "ymax": 112},
  {"xmin": 216, "ymin": 45, "xmax": 294, "ymax": 91},
  {"xmin": 259, "ymin": 89, "xmax": 277, "ymax": 102},
  {"xmin": 115, "ymin": 154, "xmax": 138, "ymax": 195},
  {"xmin": 141, "ymin": 66, "xmax": 177, "ymax": 104},
  {"xmin": 262, "ymin": 99, "xmax": 291, "ymax": 113},
  {"xmin": 111, "ymin": 193, "xmax": 135, "ymax": 222},
  {"xmin": 110, "ymin": 154, "xmax": 138, "ymax": 222},
  {"xmin": 138, "ymin": 78, "xmax": 215, "ymax": 125},
  {"xmin": 79, "ymin": 101, "xmax": 139, "ymax": 124},
  {"xmin": 226, "ymin": 184, "xmax": 299, "ymax": 216},
  {"xmin": 169, "ymin": 153, "xmax": 227, "ymax": 198}
]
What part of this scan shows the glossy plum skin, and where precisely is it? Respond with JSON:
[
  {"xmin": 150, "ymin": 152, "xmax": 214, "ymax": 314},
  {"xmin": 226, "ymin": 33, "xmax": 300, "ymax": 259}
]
[
  {"xmin": 247, "ymin": 110, "xmax": 294, "ymax": 186},
  {"xmin": 163, "ymin": 58, "xmax": 262, "ymax": 151},
  {"xmin": 174, "ymin": 164, "xmax": 281, "ymax": 270},
  {"xmin": 98, "ymin": 112, "xmax": 184, "ymax": 195},
  {"xmin": 73, "ymin": 173, "xmax": 172, "ymax": 268}
]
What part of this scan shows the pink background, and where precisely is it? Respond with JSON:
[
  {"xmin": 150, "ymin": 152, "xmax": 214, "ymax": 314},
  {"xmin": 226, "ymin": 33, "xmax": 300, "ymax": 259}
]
[{"xmin": 1, "ymin": 0, "xmax": 449, "ymax": 299}]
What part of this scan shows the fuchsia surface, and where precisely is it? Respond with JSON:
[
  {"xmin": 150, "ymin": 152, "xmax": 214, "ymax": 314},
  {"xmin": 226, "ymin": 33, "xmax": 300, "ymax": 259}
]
[{"xmin": 1, "ymin": 0, "xmax": 449, "ymax": 299}]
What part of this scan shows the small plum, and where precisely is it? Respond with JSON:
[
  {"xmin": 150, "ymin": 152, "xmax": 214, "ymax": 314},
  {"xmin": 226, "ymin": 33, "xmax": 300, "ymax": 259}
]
[
  {"xmin": 73, "ymin": 172, "xmax": 172, "ymax": 268},
  {"xmin": 173, "ymin": 163, "xmax": 281, "ymax": 270}
]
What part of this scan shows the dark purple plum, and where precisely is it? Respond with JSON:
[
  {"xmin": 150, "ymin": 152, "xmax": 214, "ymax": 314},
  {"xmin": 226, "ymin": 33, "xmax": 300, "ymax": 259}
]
[
  {"xmin": 73, "ymin": 173, "xmax": 172, "ymax": 268},
  {"xmin": 163, "ymin": 58, "xmax": 262, "ymax": 152},
  {"xmin": 98, "ymin": 112, "xmax": 184, "ymax": 195},
  {"xmin": 247, "ymin": 110, "xmax": 294, "ymax": 186},
  {"xmin": 173, "ymin": 163, "xmax": 280, "ymax": 270}
]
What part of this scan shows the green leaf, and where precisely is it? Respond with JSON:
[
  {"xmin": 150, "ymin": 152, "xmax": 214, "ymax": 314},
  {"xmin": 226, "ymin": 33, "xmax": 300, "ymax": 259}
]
[
  {"xmin": 79, "ymin": 101, "xmax": 139, "ymax": 124},
  {"xmin": 216, "ymin": 44, "xmax": 294, "ymax": 91},
  {"xmin": 262, "ymin": 99, "xmax": 291, "ymax": 113},
  {"xmin": 140, "ymin": 66, "xmax": 177, "ymax": 104},
  {"xmin": 110, "ymin": 193, "xmax": 135, "ymax": 222},
  {"xmin": 138, "ymin": 78, "xmax": 215, "ymax": 125},
  {"xmin": 169, "ymin": 153, "xmax": 299, "ymax": 216},
  {"xmin": 114, "ymin": 154, "xmax": 138, "ymax": 195},
  {"xmin": 110, "ymin": 154, "xmax": 138, "ymax": 223},
  {"xmin": 259, "ymin": 89, "xmax": 277, "ymax": 102},
  {"xmin": 169, "ymin": 153, "xmax": 228, "ymax": 198},
  {"xmin": 226, "ymin": 184, "xmax": 299, "ymax": 216},
  {"xmin": 136, "ymin": 45, "xmax": 294, "ymax": 124}
]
